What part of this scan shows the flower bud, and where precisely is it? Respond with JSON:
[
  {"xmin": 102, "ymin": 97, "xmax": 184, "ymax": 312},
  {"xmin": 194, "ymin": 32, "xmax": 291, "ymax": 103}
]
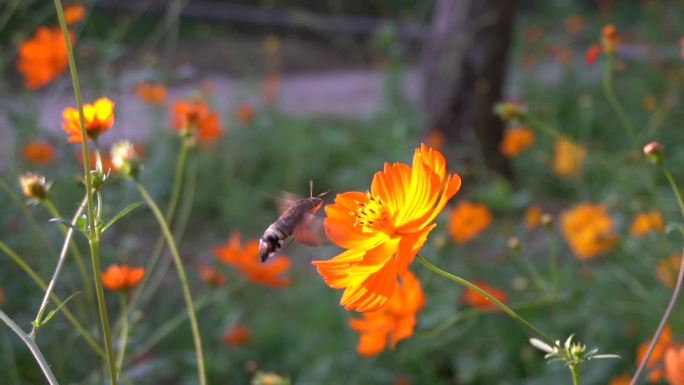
[
  {"xmin": 19, "ymin": 172, "xmax": 51, "ymax": 201},
  {"xmin": 494, "ymin": 101, "xmax": 527, "ymax": 122},
  {"xmin": 507, "ymin": 237, "xmax": 521, "ymax": 252},
  {"xmin": 643, "ymin": 141, "xmax": 664, "ymax": 165},
  {"xmin": 251, "ymin": 371, "xmax": 289, "ymax": 385},
  {"xmin": 601, "ymin": 24, "xmax": 618, "ymax": 55},
  {"xmin": 110, "ymin": 140, "xmax": 141, "ymax": 179},
  {"xmin": 540, "ymin": 213, "xmax": 553, "ymax": 229}
]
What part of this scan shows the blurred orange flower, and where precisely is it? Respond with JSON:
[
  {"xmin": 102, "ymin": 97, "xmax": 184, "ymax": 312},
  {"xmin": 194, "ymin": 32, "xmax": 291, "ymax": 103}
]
[
  {"xmin": 424, "ymin": 130, "xmax": 445, "ymax": 151},
  {"xmin": 560, "ymin": 204, "xmax": 617, "ymax": 260},
  {"xmin": 102, "ymin": 265, "xmax": 144, "ymax": 292},
  {"xmin": 64, "ymin": 4, "xmax": 86, "ymax": 26},
  {"xmin": 313, "ymin": 145, "xmax": 461, "ymax": 312},
  {"xmin": 461, "ymin": 281, "xmax": 507, "ymax": 311},
  {"xmin": 553, "ymin": 137, "xmax": 586, "ymax": 179},
  {"xmin": 172, "ymin": 100, "xmax": 223, "ymax": 141},
  {"xmin": 585, "ymin": 44, "xmax": 603, "ymax": 65},
  {"xmin": 16, "ymin": 27, "xmax": 70, "ymax": 90},
  {"xmin": 637, "ymin": 326, "xmax": 672, "ymax": 383},
  {"xmin": 608, "ymin": 376, "xmax": 631, "ymax": 385},
  {"xmin": 665, "ymin": 345, "xmax": 684, "ymax": 385},
  {"xmin": 657, "ymin": 255, "xmax": 681, "ymax": 289},
  {"xmin": 223, "ymin": 324, "xmax": 252, "ymax": 347},
  {"xmin": 500, "ymin": 127, "xmax": 535, "ymax": 158},
  {"xmin": 348, "ymin": 271, "xmax": 425, "ymax": 357},
  {"xmin": 630, "ymin": 210, "xmax": 664, "ymax": 237},
  {"xmin": 62, "ymin": 97, "xmax": 115, "ymax": 143},
  {"xmin": 448, "ymin": 202, "xmax": 492, "ymax": 244},
  {"xmin": 0, "ymin": 287, "xmax": 4, "ymax": 305},
  {"xmin": 642, "ymin": 96, "xmax": 658, "ymax": 112},
  {"xmin": 23, "ymin": 140, "xmax": 55, "ymax": 166},
  {"xmin": 213, "ymin": 233, "xmax": 291, "ymax": 288},
  {"xmin": 136, "ymin": 82, "xmax": 167, "ymax": 105},
  {"xmin": 565, "ymin": 16, "xmax": 585, "ymax": 35},
  {"xmin": 199, "ymin": 266, "xmax": 226, "ymax": 287},
  {"xmin": 524, "ymin": 26, "xmax": 542, "ymax": 43},
  {"xmin": 524, "ymin": 205, "xmax": 543, "ymax": 229},
  {"xmin": 235, "ymin": 103, "xmax": 255, "ymax": 125},
  {"xmin": 602, "ymin": 24, "xmax": 618, "ymax": 54}
]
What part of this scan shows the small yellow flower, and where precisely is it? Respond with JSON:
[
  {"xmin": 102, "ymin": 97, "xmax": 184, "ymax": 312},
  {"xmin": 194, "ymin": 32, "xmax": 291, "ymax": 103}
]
[
  {"xmin": 553, "ymin": 137, "xmax": 586, "ymax": 179},
  {"xmin": 630, "ymin": 210, "xmax": 664, "ymax": 237}
]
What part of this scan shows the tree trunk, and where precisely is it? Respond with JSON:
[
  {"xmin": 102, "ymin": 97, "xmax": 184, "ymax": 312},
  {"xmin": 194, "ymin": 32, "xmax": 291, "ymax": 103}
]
[{"xmin": 421, "ymin": 0, "xmax": 518, "ymax": 177}]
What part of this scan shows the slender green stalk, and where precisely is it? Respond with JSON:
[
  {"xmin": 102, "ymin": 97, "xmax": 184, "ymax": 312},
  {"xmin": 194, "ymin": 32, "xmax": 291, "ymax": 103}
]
[
  {"xmin": 116, "ymin": 294, "xmax": 129, "ymax": 372},
  {"xmin": 0, "ymin": 310, "xmax": 60, "ymax": 385},
  {"xmin": 136, "ymin": 183, "xmax": 206, "ymax": 385},
  {"xmin": 416, "ymin": 254, "xmax": 556, "ymax": 347},
  {"xmin": 128, "ymin": 139, "xmax": 190, "ymax": 312},
  {"xmin": 602, "ymin": 54, "xmax": 637, "ymax": 146},
  {"xmin": 53, "ymin": 0, "xmax": 118, "ymax": 382},
  {"xmin": 0, "ymin": 240, "xmax": 103, "ymax": 356},
  {"xmin": 631, "ymin": 165, "xmax": 684, "ymax": 385},
  {"xmin": 570, "ymin": 364, "xmax": 581, "ymax": 385},
  {"xmin": 30, "ymin": 196, "xmax": 86, "ymax": 337},
  {"xmin": 42, "ymin": 198, "xmax": 94, "ymax": 308},
  {"xmin": 522, "ymin": 115, "xmax": 562, "ymax": 139}
]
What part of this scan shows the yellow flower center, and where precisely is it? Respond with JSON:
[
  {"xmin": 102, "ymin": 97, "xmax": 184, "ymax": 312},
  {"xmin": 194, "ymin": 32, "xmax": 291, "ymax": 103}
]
[{"xmin": 354, "ymin": 193, "xmax": 392, "ymax": 234}]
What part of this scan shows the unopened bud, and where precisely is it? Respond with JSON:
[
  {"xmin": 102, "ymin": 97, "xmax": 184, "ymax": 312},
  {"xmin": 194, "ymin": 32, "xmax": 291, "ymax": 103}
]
[
  {"xmin": 540, "ymin": 213, "xmax": 553, "ymax": 228},
  {"xmin": 251, "ymin": 371, "xmax": 289, "ymax": 385},
  {"xmin": 19, "ymin": 172, "xmax": 51, "ymax": 201},
  {"xmin": 110, "ymin": 140, "xmax": 141, "ymax": 179},
  {"xmin": 507, "ymin": 237, "xmax": 521, "ymax": 252},
  {"xmin": 643, "ymin": 141, "xmax": 664, "ymax": 165},
  {"xmin": 494, "ymin": 101, "xmax": 527, "ymax": 122},
  {"xmin": 601, "ymin": 24, "xmax": 618, "ymax": 55}
]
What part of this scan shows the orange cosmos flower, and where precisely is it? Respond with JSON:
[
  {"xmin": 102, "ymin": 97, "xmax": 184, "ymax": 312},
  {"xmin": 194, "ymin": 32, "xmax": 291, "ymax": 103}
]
[
  {"xmin": 136, "ymin": 82, "xmax": 167, "ymax": 105},
  {"xmin": 657, "ymin": 254, "xmax": 681, "ymax": 289},
  {"xmin": 637, "ymin": 326, "xmax": 672, "ymax": 383},
  {"xmin": 63, "ymin": 4, "xmax": 86, "ymax": 26},
  {"xmin": 172, "ymin": 100, "xmax": 223, "ymax": 141},
  {"xmin": 348, "ymin": 271, "xmax": 425, "ymax": 357},
  {"xmin": 235, "ymin": 103, "xmax": 255, "ymax": 125},
  {"xmin": 553, "ymin": 137, "xmax": 586, "ymax": 179},
  {"xmin": 565, "ymin": 16, "xmax": 585, "ymax": 35},
  {"xmin": 560, "ymin": 204, "xmax": 617, "ymax": 260},
  {"xmin": 585, "ymin": 44, "xmax": 603, "ymax": 65},
  {"xmin": 62, "ymin": 97, "xmax": 115, "ymax": 143},
  {"xmin": 665, "ymin": 345, "xmax": 684, "ymax": 385},
  {"xmin": 500, "ymin": 127, "xmax": 535, "ymax": 158},
  {"xmin": 448, "ymin": 202, "xmax": 492, "ymax": 244},
  {"xmin": 630, "ymin": 210, "xmax": 664, "ymax": 237},
  {"xmin": 608, "ymin": 376, "xmax": 631, "ymax": 385},
  {"xmin": 199, "ymin": 266, "xmax": 226, "ymax": 287},
  {"xmin": 102, "ymin": 265, "xmax": 145, "ymax": 292},
  {"xmin": 524, "ymin": 205, "xmax": 543, "ymax": 229},
  {"xmin": 461, "ymin": 281, "xmax": 507, "ymax": 311},
  {"xmin": 313, "ymin": 145, "xmax": 461, "ymax": 312},
  {"xmin": 223, "ymin": 324, "xmax": 252, "ymax": 347},
  {"xmin": 602, "ymin": 24, "xmax": 618, "ymax": 54},
  {"xmin": 213, "ymin": 233, "xmax": 291, "ymax": 288},
  {"xmin": 16, "ymin": 27, "xmax": 71, "ymax": 90},
  {"xmin": 424, "ymin": 129, "xmax": 445, "ymax": 151},
  {"xmin": 22, "ymin": 140, "xmax": 55, "ymax": 166}
]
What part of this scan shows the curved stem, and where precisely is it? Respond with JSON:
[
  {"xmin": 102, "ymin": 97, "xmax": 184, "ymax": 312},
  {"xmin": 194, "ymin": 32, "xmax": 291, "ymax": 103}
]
[
  {"xmin": 127, "ymin": 139, "xmax": 189, "ymax": 312},
  {"xmin": 0, "ymin": 240, "xmax": 103, "ymax": 356},
  {"xmin": 602, "ymin": 54, "xmax": 637, "ymax": 146},
  {"xmin": 416, "ymin": 254, "xmax": 556, "ymax": 347},
  {"xmin": 0, "ymin": 310, "xmax": 59, "ymax": 385},
  {"xmin": 42, "ymin": 198, "xmax": 94, "ymax": 308},
  {"xmin": 631, "ymin": 166, "xmax": 684, "ymax": 385},
  {"xmin": 136, "ymin": 183, "xmax": 206, "ymax": 385},
  {"xmin": 30, "ymin": 196, "xmax": 86, "ymax": 337}
]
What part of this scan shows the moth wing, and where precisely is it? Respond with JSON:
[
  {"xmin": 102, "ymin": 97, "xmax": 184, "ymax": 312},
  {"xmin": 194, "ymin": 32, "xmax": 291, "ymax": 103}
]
[
  {"xmin": 275, "ymin": 192, "xmax": 300, "ymax": 215},
  {"xmin": 293, "ymin": 212, "xmax": 327, "ymax": 246}
]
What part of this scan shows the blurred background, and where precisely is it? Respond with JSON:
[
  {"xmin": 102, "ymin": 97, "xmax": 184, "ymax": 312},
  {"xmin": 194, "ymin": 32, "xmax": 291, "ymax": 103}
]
[{"xmin": 2, "ymin": 0, "xmax": 684, "ymax": 384}]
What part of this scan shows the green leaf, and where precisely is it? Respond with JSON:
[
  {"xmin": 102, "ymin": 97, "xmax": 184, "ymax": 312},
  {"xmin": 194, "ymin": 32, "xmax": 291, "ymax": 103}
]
[
  {"xmin": 665, "ymin": 221, "xmax": 684, "ymax": 236},
  {"xmin": 49, "ymin": 218, "xmax": 88, "ymax": 237},
  {"xmin": 35, "ymin": 292, "xmax": 80, "ymax": 329},
  {"xmin": 101, "ymin": 202, "xmax": 145, "ymax": 233},
  {"xmin": 76, "ymin": 214, "xmax": 88, "ymax": 232}
]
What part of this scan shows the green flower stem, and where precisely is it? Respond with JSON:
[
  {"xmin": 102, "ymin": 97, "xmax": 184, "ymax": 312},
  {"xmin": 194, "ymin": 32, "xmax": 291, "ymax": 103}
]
[
  {"xmin": 631, "ymin": 165, "xmax": 684, "ymax": 385},
  {"xmin": 127, "ymin": 139, "xmax": 190, "ymax": 313},
  {"xmin": 42, "ymin": 198, "xmax": 93, "ymax": 307},
  {"xmin": 416, "ymin": 254, "xmax": 557, "ymax": 347},
  {"xmin": 30, "ymin": 196, "xmax": 86, "ymax": 337},
  {"xmin": 521, "ymin": 115, "xmax": 562, "ymax": 139},
  {"xmin": 53, "ymin": 0, "xmax": 118, "ymax": 382},
  {"xmin": 0, "ymin": 177, "xmax": 56, "ymax": 259},
  {"xmin": 570, "ymin": 364, "xmax": 581, "ymax": 385},
  {"xmin": 115, "ymin": 294, "xmax": 129, "ymax": 372},
  {"xmin": 136, "ymin": 183, "xmax": 206, "ymax": 385},
  {"xmin": 602, "ymin": 54, "xmax": 637, "ymax": 146},
  {"xmin": 0, "ymin": 310, "xmax": 59, "ymax": 385},
  {"xmin": 0, "ymin": 240, "xmax": 103, "ymax": 356}
]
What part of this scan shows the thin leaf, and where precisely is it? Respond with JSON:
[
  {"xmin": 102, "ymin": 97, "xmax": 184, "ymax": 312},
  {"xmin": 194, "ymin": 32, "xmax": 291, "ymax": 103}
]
[
  {"xmin": 35, "ymin": 292, "xmax": 80, "ymax": 329},
  {"xmin": 101, "ymin": 202, "xmax": 145, "ymax": 233},
  {"xmin": 49, "ymin": 218, "xmax": 87, "ymax": 237}
]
